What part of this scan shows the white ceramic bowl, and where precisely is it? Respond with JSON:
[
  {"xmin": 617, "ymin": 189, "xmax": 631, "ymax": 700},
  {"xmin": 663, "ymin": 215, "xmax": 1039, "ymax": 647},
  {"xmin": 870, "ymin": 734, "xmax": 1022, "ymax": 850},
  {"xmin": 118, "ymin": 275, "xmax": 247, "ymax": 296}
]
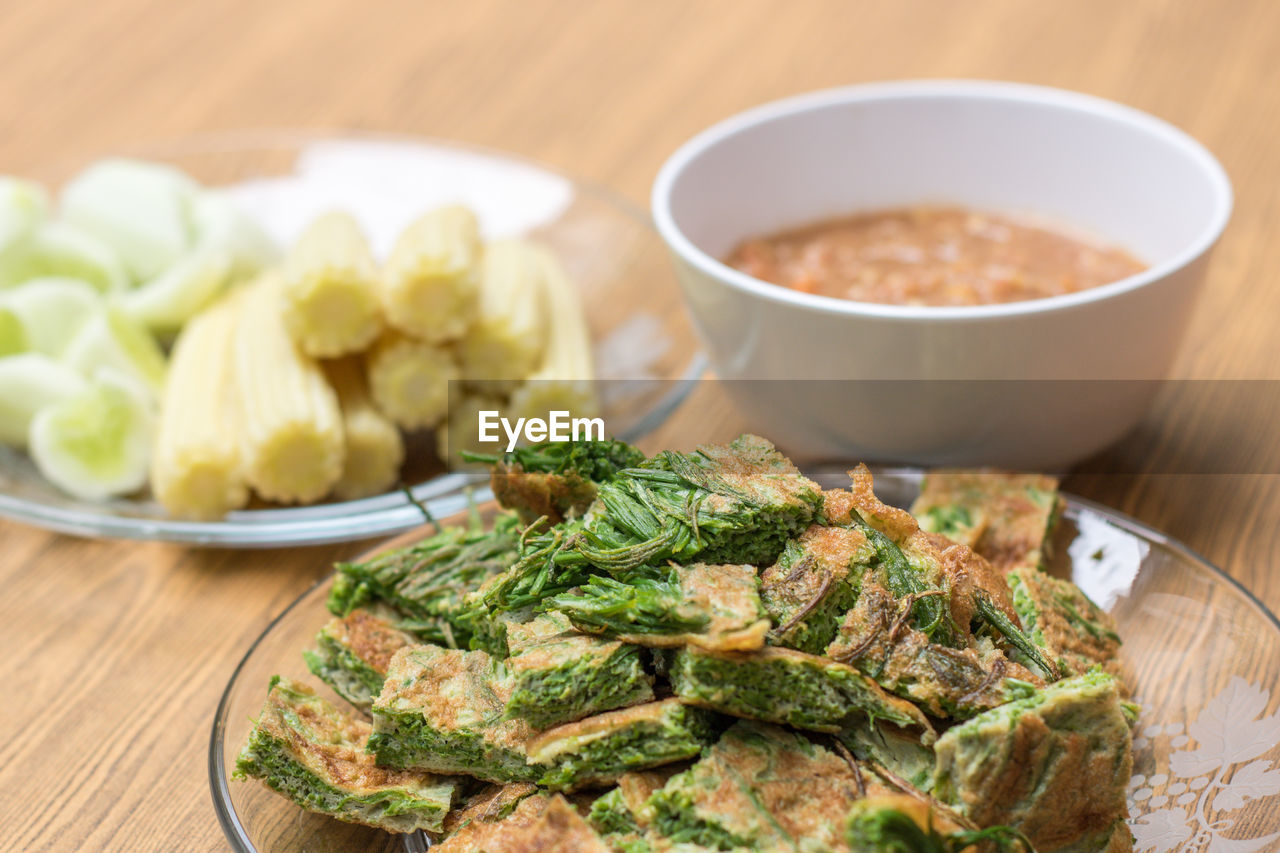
[{"xmin": 652, "ymin": 80, "xmax": 1232, "ymax": 469}]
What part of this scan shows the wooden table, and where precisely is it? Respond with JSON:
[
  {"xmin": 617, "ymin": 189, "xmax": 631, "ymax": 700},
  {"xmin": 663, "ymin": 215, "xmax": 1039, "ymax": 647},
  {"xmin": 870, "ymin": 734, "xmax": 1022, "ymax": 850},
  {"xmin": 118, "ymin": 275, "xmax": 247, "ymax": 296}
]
[{"xmin": 2, "ymin": 1, "xmax": 1277, "ymax": 849}]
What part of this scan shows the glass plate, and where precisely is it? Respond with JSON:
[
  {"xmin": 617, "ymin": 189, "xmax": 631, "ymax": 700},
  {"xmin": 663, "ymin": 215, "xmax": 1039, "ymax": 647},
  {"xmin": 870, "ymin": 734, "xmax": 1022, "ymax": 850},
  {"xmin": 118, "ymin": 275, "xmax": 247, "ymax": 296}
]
[
  {"xmin": 0, "ymin": 132, "xmax": 705, "ymax": 546},
  {"xmin": 209, "ymin": 470, "xmax": 1280, "ymax": 853}
]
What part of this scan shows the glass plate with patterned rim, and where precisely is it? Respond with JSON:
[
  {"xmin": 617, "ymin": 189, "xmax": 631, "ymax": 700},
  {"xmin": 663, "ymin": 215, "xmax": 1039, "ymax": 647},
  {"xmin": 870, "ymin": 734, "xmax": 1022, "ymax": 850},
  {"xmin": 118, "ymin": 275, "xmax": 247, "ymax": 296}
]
[
  {"xmin": 0, "ymin": 132, "xmax": 705, "ymax": 546},
  {"xmin": 210, "ymin": 469, "xmax": 1280, "ymax": 852}
]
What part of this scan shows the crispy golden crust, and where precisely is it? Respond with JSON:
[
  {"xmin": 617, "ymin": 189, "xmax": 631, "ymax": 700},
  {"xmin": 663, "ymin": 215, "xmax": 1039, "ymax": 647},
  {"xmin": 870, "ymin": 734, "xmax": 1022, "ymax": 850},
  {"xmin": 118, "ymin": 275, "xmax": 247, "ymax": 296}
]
[
  {"xmin": 1009, "ymin": 566, "xmax": 1122, "ymax": 680},
  {"xmin": 829, "ymin": 583, "xmax": 1041, "ymax": 718},
  {"xmin": 379, "ymin": 646, "xmax": 533, "ymax": 752},
  {"xmin": 848, "ymin": 464, "xmax": 919, "ymax": 542},
  {"xmin": 434, "ymin": 793, "xmax": 611, "ymax": 852},
  {"xmin": 671, "ymin": 722, "xmax": 876, "ymax": 849},
  {"xmin": 440, "ymin": 783, "xmax": 539, "ymax": 835},
  {"xmin": 914, "ymin": 469, "xmax": 1060, "ymax": 573},
  {"xmin": 326, "ymin": 608, "xmax": 415, "ymax": 674},
  {"xmin": 490, "ymin": 463, "xmax": 597, "ymax": 525},
  {"xmin": 258, "ymin": 679, "xmax": 443, "ymax": 793},
  {"xmin": 847, "ymin": 465, "xmax": 1022, "ymax": 631}
]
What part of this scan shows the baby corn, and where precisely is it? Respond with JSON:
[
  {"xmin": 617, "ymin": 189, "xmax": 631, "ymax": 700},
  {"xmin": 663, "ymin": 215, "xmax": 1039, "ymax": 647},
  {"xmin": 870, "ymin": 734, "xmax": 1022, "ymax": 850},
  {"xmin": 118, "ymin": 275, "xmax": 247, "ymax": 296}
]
[
  {"xmin": 366, "ymin": 330, "xmax": 458, "ymax": 430},
  {"xmin": 508, "ymin": 247, "xmax": 598, "ymax": 422},
  {"xmin": 150, "ymin": 291, "xmax": 248, "ymax": 519},
  {"xmin": 325, "ymin": 357, "xmax": 405, "ymax": 501},
  {"xmin": 460, "ymin": 239, "xmax": 548, "ymax": 382},
  {"xmin": 382, "ymin": 205, "xmax": 481, "ymax": 343},
  {"xmin": 234, "ymin": 274, "xmax": 344, "ymax": 503},
  {"xmin": 281, "ymin": 212, "xmax": 383, "ymax": 357}
]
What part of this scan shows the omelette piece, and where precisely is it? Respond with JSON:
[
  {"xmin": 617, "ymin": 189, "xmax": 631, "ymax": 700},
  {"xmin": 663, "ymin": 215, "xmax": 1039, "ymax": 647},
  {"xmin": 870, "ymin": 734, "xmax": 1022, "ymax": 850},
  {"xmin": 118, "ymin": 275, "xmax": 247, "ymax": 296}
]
[
  {"xmin": 503, "ymin": 610, "xmax": 655, "ymax": 729},
  {"xmin": 437, "ymin": 782, "xmax": 540, "ymax": 836},
  {"xmin": 838, "ymin": 722, "xmax": 937, "ymax": 795},
  {"xmin": 645, "ymin": 720, "xmax": 879, "ymax": 852},
  {"xmin": 589, "ymin": 787, "xmax": 642, "ymax": 837},
  {"xmin": 303, "ymin": 608, "xmax": 415, "ymax": 712},
  {"xmin": 668, "ymin": 643, "xmax": 932, "ymax": 737},
  {"xmin": 761, "ymin": 523, "xmax": 874, "ymax": 654},
  {"xmin": 570, "ymin": 434, "xmax": 824, "ymax": 573},
  {"xmin": 841, "ymin": 465, "xmax": 1056, "ymax": 680},
  {"xmin": 550, "ymin": 562, "xmax": 771, "ymax": 652},
  {"xmin": 933, "ymin": 670, "xmax": 1133, "ymax": 852},
  {"xmin": 528, "ymin": 698, "xmax": 721, "ymax": 791},
  {"xmin": 369, "ymin": 644, "xmax": 543, "ymax": 783},
  {"xmin": 912, "ymin": 469, "xmax": 1061, "ymax": 574},
  {"xmin": 1007, "ymin": 565, "xmax": 1122, "ymax": 679},
  {"xmin": 433, "ymin": 793, "xmax": 613, "ymax": 852},
  {"xmin": 844, "ymin": 795, "xmax": 1022, "ymax": 851},
  {"xmin": 233, "ymin": 676, "xmax": 457, "ymax": 834},
  {"xmin": 327, "ymin": 513, "xmax": 520, "ymax": 648},
  {"xmin": 471, "ymin": 438, "xmax": 647, "ymax": 524},
  {"xmin": 827, "ymin": 581, "xmax": 1043, "ymax": 719}
]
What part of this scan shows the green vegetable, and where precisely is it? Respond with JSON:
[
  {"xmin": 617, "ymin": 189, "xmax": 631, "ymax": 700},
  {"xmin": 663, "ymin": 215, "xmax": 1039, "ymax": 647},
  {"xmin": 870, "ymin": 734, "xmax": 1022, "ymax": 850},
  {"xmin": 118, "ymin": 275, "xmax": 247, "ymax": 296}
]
[
  {"xmin": 0, "ymin": 222, "xmax": 127, "ymax": 293},
  {"xmin": 0, "ymin": 177, "xmax": 48, "ymax": 251},
  {"xmin": 28, "ymin": 367, "xmax": 154, "ymax": 500},
  {"xmin": 761, "ymin": 525, "xmax": 873, "ymax": 654},
  {"xmin": 2, "ymin": 277, "xmax": 101, "ymax": 357},
  {"xmin": 466, "ymin": 438, "xmax": 647, "ymax": 524},
  {"xmin": 327, "ymin": 513, "xmax": 520, "ymax": 648},
  {"xmin": 852, "ymin": 515, "xmax": 958, "ymax": 647},
  {"xmin": 571, "ymin": 435, "xmax": 823, "ymax": 572},
  {"xmin": 60, "ymin": 158, "xmax": 199, "ymax": 283},
  {"xmin": 529, "ymin": 699, "xmax": 720, "ymax": 791},
  {"xmin": 845, "ymin": 800, "xmax": 1032, "ymax": 852},
  {"xmin": 464, "ymin": 437, "xmax": 645, "ymax": 481},
  {"xmin": 549, "ymin": 562, "xmax": 769, "ymax": 652},
  {"xmin": 61, "ymin": 306, "xmax": 167, "ymax": 397},
  {"xmin": 0, "ymin": 353, "xmax": 87, "ymax": 446},
  {"xmin": 666, "ymin": 645, "xmax": 930, "ymax": 735}
]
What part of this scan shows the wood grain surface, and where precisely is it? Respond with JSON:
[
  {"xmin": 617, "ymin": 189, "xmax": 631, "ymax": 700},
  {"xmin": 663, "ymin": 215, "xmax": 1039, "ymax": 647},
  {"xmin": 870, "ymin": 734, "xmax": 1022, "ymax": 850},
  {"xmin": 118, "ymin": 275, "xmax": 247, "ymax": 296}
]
[{"xmin": 1, "ymin": 1, "xmax": 1277, "ymax": 850}]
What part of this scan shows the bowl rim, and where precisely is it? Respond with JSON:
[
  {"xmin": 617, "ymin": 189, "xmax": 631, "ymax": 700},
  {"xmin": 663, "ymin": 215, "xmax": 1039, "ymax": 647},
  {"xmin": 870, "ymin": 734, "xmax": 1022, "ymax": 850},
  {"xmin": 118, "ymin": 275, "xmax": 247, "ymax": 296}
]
[
  {"xmin": 651, "ymin": 79, "xmax": 1234, "ymax": 323},
  {"xmin": 208, "ymin": 482, "xmax": 1280, "ymax": 852}
]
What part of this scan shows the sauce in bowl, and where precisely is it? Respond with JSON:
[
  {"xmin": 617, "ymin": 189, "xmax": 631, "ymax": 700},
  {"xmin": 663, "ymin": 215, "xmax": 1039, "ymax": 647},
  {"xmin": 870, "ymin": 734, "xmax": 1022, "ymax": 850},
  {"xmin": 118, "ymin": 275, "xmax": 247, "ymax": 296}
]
[{"xmin": 726, "ymin": 206, "xmax": 1145, "ymax": 307}]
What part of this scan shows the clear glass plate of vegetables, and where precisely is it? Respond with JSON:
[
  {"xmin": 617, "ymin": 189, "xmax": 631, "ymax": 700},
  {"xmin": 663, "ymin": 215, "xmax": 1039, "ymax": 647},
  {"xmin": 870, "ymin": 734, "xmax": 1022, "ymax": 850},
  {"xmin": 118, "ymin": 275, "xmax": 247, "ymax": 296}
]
[{"xmin": 0, "ymin": 133, "xmax": 704, "ymax": 545}]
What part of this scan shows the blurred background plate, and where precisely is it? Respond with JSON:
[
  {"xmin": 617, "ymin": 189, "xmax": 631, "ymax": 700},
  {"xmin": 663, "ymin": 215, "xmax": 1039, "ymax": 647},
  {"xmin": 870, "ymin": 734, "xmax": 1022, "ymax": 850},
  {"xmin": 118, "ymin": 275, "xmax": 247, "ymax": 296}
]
[
  {"xmin": 0, "ymin": 132, "xmax": 705, "ymax": 546},
  {"xmin": 210, "ymin": 471, "xmax": 1280, "ymax": 852}
]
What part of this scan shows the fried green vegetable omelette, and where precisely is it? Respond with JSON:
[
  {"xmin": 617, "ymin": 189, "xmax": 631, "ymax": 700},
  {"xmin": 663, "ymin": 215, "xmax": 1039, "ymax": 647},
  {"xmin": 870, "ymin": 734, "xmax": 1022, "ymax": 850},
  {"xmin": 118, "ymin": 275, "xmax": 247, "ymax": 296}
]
[{"xmin": 237, "ymin": 435, "xmax": 1135, "ymax": 852}]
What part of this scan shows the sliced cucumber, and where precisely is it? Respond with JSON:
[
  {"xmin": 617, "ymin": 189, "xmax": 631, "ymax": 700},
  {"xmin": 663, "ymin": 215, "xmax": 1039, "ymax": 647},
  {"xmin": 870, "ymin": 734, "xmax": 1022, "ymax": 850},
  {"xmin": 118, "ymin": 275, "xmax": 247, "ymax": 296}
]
[
  {"xmin": 60, "ymin": 158, "xmax": 199, "ymax": 283},
  {"xmin": 0, "ymin": 306, "xmax": 27, "ymax": 357},
  {"xmin": 0, "ymin": 177, "xmax": 49, "ymax": 251},
  {"xmin": 29, "ymin": 367, "xmax": 154, "ymax": 500},
  {"xmin": 194, "ymin": 192, "xmax": 278, "ymax": 281},
  {"xmin": 3, "ymin": 277, "xmax": 102, "ymax": 357},
  {"xmin": 0, "ymin": 353, "xmax": 87, "ymax": 446},
  {"xmin": 62, "ymin": 306, "xmax": 167, "ymax": 398},
  {"xmin": 114, "ymin": 241, "xmax": 230, "ymax": 333},
  {"xmin": 0, "ymin": 222, "xmax": 127, "ymax": 293}
]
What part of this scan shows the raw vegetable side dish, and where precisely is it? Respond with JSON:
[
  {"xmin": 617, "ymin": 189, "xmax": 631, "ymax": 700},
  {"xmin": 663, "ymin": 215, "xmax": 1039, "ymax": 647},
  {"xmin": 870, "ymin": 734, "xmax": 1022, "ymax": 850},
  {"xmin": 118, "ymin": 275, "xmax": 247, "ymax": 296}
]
[
  {"xmin": 235, "ymin": 435, "xmax": 1135, "ymax": 852},
  {"xmin": 0, "ymin": 159, "xmax": 594, "ymax": 517}
]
